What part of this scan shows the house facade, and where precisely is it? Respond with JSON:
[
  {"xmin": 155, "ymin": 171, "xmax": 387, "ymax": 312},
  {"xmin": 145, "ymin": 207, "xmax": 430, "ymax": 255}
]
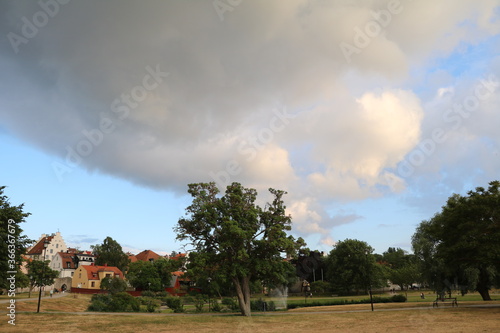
[
  {"xmin": 71, "ymin": 264, "xmax": 124, "ymax": 290},
  {"xmin": 50, "ymin": 251, "xmax": 78, "ymax": 278},
  {"xmin": 26, "ymin": 232, "xmax": 67, "ymax": 262}
]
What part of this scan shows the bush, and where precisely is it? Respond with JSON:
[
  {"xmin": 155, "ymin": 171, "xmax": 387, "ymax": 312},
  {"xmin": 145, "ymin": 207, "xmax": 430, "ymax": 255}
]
[
  {"xmin": 165, "ymin": 296, "xmax": 184, "ymax": 313},
  {"xmin": 141, "ymin": 290, "xmax": 156, "ymax": 298},
  {"xmin": 194, "ymin": 294, "xmax": 207, "ymax": 312},
  {"xmin": 310, "ymin": 280, "xmax": 332, "ymax": 294},
  {"xmin": 146, "ymin": 298, "xmax": 159, "ymax": 312},
  {"xmin": 156, "ymin": 291, "xmax": 168, "ymax": 298},
  {"xmin": 390, "ymin": 294, "xmax": 407, "ymax": 302},
  {"xmin": 222, "ymin": 297, "xmax": 239, "ymax": 311},
  {"xmin": 250, "ymin": 298, "xmax": 275, "ymax": 311},
  {"xmin": 88, "ymin": 292, "xmax": 140, "ymax": 312},
  {"xmin": 182, "ymin": 296, "xmax": 194, "ymax": 304},
  {"xmin": 211, "ymin": 300, "xmax": 222, "ymax": 312},
  {"xmin": 287, "ymin": 294, "xmax": 407, "ymax": 309}
]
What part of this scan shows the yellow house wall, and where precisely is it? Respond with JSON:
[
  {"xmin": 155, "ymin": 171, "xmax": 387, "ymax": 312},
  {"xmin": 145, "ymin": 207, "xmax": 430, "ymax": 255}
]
[{"xmin": 71, "ymin": 266, "xmax": 101, "ymax": 289}]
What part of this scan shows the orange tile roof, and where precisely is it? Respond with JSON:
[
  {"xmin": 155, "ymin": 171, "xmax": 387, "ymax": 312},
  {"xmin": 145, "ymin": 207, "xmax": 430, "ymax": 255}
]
[
  {"xmin": 135, "ymin": 250, "xmax": 160, "ymax": 262},
  {"xmin": 57, "ymin": 252, "xmax": 77, "ymax": 269},
  {"xmin": 81, "ymin": 265, "xmax": 124, "ymax": 280},
  {"xmin": 27, "ymin": 236, "xmax": 54, "ymax": 255},
  {"xmin": 170, "ymin": 253, "xmax": 187, "ymax": 261}
]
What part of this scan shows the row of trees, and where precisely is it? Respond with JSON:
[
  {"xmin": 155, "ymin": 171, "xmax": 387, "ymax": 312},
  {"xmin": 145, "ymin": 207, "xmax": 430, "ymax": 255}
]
[{"xmin": 2, "ymin": 181, "xmax": 499, "ymax": 317}]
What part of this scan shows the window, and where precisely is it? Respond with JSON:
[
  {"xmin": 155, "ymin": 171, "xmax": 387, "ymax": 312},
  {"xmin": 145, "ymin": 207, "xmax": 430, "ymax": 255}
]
[
  {"xmin": 67, "ymin": 262, "xmax": 71, "ymax": 268},
  {"xmin": 79, "ymin": 273, "xmax": 81, "ymax": 278},
  {"xmin": 50, "ymin": 249, "xmax": 53, "ymax": 254},
  {"xmin": 71, "ymin": 272, "xmax": 74, "ymax": 277},
  {"xmin": 91, "ymin": 282, "xmax": 95, "ymax": 288},
  {"xmin": 106, "ymin": 274, "xmax": 111, "ymax": 278},
  {"xmin": 56, "ymin": 244, "xmax": 59, "ymax": 249}
]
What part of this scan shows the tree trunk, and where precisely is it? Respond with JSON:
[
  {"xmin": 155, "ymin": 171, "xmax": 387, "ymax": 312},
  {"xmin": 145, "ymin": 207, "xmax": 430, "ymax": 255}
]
[
  {"xmin": 233, "ymin": 276, "xmax": 252, "ymax": 316},
  {"xmin": 477, "ymin": 268, "xmax": 492, "ymax": 301}
]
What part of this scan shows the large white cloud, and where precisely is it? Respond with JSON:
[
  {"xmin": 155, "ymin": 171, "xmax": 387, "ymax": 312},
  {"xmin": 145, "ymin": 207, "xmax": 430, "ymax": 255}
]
[{"xmin": 1, "ymin": 0, "xmax": 499, "ymax": 246}]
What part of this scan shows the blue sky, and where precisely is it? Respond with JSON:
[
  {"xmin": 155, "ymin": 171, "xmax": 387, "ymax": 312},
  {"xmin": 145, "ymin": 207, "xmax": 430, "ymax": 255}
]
[{"xmin": 1, "ymin": 1, "xmax": 499, "ymax": 256}]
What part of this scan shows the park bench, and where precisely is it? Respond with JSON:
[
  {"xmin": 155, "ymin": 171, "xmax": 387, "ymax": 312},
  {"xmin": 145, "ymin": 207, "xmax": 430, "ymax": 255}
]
[{"xmin": 432, "ymin": 297, "xmax": 458, "ymax": 307}]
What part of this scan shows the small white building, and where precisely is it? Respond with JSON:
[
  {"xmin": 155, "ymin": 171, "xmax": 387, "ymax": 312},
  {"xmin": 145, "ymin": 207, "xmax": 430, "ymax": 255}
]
[{"xmin": 50, "ymin": 251, "xmax": 78, "ymax": 278}]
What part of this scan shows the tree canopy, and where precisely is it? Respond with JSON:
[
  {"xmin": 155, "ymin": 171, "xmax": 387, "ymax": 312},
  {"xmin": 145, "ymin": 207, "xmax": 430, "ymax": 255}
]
[
  {"xmin": 0, "ymin": 186, "xmax": 33, "ymax": 290},
  {"xmin": 412, "ymin": 181, "xmax": 500, "ymax": 300},
  {"xmin": 27, "ymin": 260, "xmax": 59, "ymax": 289},
  {"xmin": 126, "ymin": 257, "xmax": 182, "ymax": 291},
  {"xmin": 326, "ymin": 239, "xmax": 386, "ymax": 295},
  {"xmin": 92, "ymin": 236, "xmax": 130, "ymax": 273},
  {"xmin": 175, "ymin": 182, "xmax": 302, "ymax": 316}
]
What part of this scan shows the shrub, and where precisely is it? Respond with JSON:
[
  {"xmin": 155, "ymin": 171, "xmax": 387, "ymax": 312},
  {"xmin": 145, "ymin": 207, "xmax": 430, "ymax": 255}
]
[
  {"xmin": 165, "ymin": 296, "xmax": 184, "ymax": 313},
  {"xmin": 222, "ymin": 297, "xmax": 239, "ymax": 311},
  {"xmin": 194, "ymin": 294, "xmax": 207, "ymax": 312},
  {"xmin": 182, "ymin": 296, "xmax": 194, "ymax": 304},
  {"xmin": 286, "ymin": 294, "xmax": 407, "ymax": 309},
  {"xmin": 141, "ymin": 290, "xmax": 156, "ymax": 298},
  {"xmin": 156, "ymin": 291, "xmax": 168, "ymax": 298},
  {"xmin": 146, "ymin": 299, "xmax": 159, "ymax": 312},
  {"xmin": 310, "ymin": 280, "xmax": 332, "ymax": 294},
  {"xmin": 88, "ymin": 292, "xmax": 140, "ymax": 312},
  {"xmin": 108, "ymin": 292, "xmax": 140, "ymax": 312},
  {"xmin": 211, "ymin": 300, "xmax": 222, "ymax": 312},
  {"xmin": 390, "ymin": 294, "xmax": 407, "ymax": 302}
]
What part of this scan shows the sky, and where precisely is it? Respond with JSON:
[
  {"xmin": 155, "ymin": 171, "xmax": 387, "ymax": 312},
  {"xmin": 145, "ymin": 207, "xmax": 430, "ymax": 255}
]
[{"xmin": 1, "ymin": 0, "xmax": 500, "ymax": 256}]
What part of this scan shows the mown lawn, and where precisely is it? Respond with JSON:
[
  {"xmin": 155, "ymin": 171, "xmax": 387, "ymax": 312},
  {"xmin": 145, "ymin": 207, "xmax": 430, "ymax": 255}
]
[{"xmin": 5, "ymin": 306, "xmax": 500, "ymax": 333}]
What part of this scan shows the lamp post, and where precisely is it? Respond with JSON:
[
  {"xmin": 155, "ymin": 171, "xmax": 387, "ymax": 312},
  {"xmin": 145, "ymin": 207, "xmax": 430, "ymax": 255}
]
[
  {"xmin": 207, "ymin": 277, "xmax": 212, "ymax": 312},
  {"xmin": 37, "ymin": 237, "xmax": 49, "ymax": 313},
  {"xmin": 365, "ymin": 249, "xmax": 374, "ymax": 312}
]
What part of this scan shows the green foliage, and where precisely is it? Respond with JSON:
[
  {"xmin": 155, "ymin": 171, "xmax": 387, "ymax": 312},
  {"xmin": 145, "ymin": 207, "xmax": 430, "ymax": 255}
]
[
  {"xmin": 100, "ymin": 276, "xmax": 127, "ymax": 294},
  {"xmin": 221, "ymin": 297, "xmax": 239, "ymax": 310},
  {"xmin": 326, "ymin": 239, "xmax": 385, "ymax": 295},
  {"xmin": 249, "ymin": 298, "xmax": 277, "ymax": 311},
  {"xmin": 175, "ymin": 182, "xmax": 304, "ymax": 316},
  {"xmin": 412, "ymin": 181, "xmax": 500, "ymax": 300},
  {"xmin": 127, "ymin": 261, "xmax": 162, "ymax": 291},
  {"xmin": 27, "ymin": 260, "xmax": 59, "ymax": 288},
  {"xmin": 287, "ymin": 294, "xmax": 406, "ymax": 309},
  {"xmin": 127, "ymin": 257, "xmax": 181, "ymax": 292},
  {"xmin": 194, "ymin": 294, "xmax": 207, "ymax": 312},
  {"xmin": 88, "ymin": 292, "xmax": 140, "ymax": 312},
  {"xmin": 165, "ymin": 296, "xmax": 184, "ymax": 313},
  {"xmin": 92, "ymin": 237, "xmax": 130, "ymax": 273},
  {"xmin": 211, "ymin": 300, "xmax": 222, "ymax": 312},
  {"xmin": 310, "ymin": 280, "xmax": 332, "ymax": 294},
  {"xmin": 141, "ymin": 290, "xmax": 156, "ymax": 297},
  {"xmin": 0, "ymin": 186, "xmax": 33, "ymax": 290},
  {"xmin": 156, "ymin": 291, "xmax": 168, "ymax": 298}
]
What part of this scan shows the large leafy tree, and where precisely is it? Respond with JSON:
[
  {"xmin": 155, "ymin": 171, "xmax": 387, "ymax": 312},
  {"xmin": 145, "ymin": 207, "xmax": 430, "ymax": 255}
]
[
  {"xmin": 326, "ymin": 239, "xmax": 386, "ymax": 295},
  {"xmin": 0, "ymin": 186, "xmax": 33, "ymax": 290},
  {"xmin": 92, "ymin": 237, "xmax": 130, "ymax": 273},
  {"xmin": 27, "ymin": 260, "xmax": 59, "ymax": 295},
  {"xmin": 382, "ymin": 247, "xmax": 419, "ymax": 290},
  {"xmin": 128, "ymin": 257, "xmax": 187, "ymax": 292},
  {"xmin": 412, "ymin": 181, "xmax": 500, "ymax": 300},
  {"xmin": 175, "ymin": 182, "xmax": 302, "ymax": 316}
]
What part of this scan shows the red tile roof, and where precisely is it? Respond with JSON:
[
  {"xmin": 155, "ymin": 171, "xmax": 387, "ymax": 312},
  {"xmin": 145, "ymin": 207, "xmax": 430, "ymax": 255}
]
[
  {"xmin": 135, "ymin": 250, "xmax": 160, "ymax": 262},
  {"xmin": 57, "ymin": 252, "xmax": 77, "ymax": 269},
  {"xmin": 81, "ymin": 265, "xmax": 124, "ymax": 280},
  {"xmin": 170, "ymin": 253, "xmax": 187, "ymax": 261},
  {"xmin": 27, "ymin": 236, "xmax": 54, "ymax": 255}
]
